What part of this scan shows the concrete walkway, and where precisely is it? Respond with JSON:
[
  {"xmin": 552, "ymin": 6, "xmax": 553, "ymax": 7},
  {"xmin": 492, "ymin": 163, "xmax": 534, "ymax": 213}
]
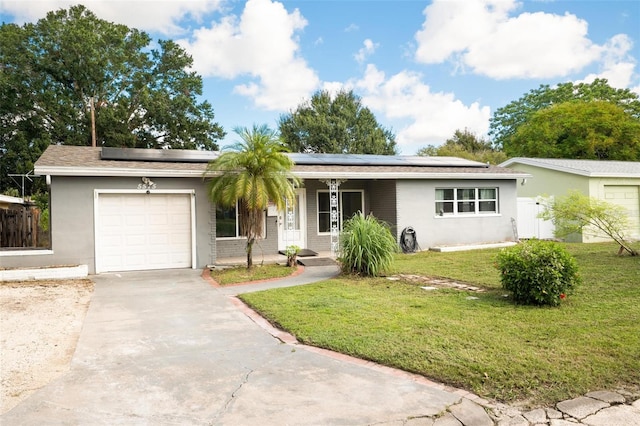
[{"xmin": 3, "ymin": 266, "xmax": 638, "ymax": 425}]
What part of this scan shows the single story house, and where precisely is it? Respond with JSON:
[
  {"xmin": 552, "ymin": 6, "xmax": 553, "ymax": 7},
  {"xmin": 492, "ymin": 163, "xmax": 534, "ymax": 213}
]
[
  {"xmin": 1, "ymin": 145, "xmax": 527, "ymax": 274},
  {"xmin": 500, "ymin": 157, "xmax": 640, "ymax": 242}
]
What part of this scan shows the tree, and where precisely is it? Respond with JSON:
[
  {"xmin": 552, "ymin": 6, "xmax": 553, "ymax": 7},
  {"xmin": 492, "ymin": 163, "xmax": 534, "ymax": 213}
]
[
  {"xmin": 0, "ymin": 5, "xmax": 225, "ymax": 194},
  {"xmin": 509, "ymin": 101, "xmax": 640, "ymax": 160},
  {"xmin": 539, "ymin": 191, "xmax": 638, "ymax": 256},
  {"xmin": 417, "ymin": 129, "xmax": 507, "ymax": 164},
  {"xmin": 205, "ymin": 125, "xmax": 301, "ymax": 268},
  {"xmin": 489, "ymin": 79, "xmax": 640, "ymax": 155},
  {"xmin": 279, "ymin": 90, "xmax": 397, "ymax": 155}
]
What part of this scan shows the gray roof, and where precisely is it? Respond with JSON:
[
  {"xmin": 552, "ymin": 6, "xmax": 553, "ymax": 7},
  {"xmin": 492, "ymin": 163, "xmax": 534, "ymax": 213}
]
[
  {"xmin": 35, "ymin": 145, "xmax": 527, "ymax": 180},
  {"xmin": 500, "ymin": 157, "xmax": 640, "ymax": 177}
]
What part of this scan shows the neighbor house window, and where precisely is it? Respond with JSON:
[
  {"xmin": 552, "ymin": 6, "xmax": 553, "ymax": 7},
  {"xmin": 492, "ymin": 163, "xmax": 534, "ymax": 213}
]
[
  {"xmin": 216, "ymin": 201, "xmax": 265, "ymax": 238},
  {"xmin": 317, "ymin": 190, "xmax": 364, "ymax": 233},
  {"xmin": 435, "ymin": 188, "xmax": 498, "ymax": 216}
]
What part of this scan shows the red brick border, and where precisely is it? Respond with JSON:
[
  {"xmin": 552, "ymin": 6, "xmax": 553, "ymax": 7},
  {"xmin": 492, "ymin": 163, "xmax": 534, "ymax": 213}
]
[
  {"xmin": 228, "ymin": 295, "xmax": 490, "ymax": 405},
  {"xmin": 201, "ymin": 264, "xmax": 304, "ymax": 288}
]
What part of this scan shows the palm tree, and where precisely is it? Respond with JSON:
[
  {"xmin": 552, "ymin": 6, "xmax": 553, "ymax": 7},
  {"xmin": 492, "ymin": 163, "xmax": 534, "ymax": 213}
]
[{"xmin": 205, "ymin": 124, "xmax": 301, "ymax": 268}]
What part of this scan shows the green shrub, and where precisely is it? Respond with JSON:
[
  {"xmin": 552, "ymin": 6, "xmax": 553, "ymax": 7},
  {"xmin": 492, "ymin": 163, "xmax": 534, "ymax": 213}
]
[
  {"xmin": 338, "ymin": 212, "xmax": 397, "ymax": 277},
  {"xmin": 496, "ymin": 240, "xmax": 580, "ymax": 306}
]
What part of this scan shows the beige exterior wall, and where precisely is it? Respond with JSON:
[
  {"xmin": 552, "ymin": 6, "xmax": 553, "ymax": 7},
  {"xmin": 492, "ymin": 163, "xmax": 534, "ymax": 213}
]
[
  {"xmin": 507, "ymin": 164, "xmax": 590, "ymax": 198},
  {"xmin": 506, "ymin": 163, "xmax": 640, "ymax": 243},
  {"xmin": 586, "ymin": 177, "xmax": 640, "ymax": 242}
]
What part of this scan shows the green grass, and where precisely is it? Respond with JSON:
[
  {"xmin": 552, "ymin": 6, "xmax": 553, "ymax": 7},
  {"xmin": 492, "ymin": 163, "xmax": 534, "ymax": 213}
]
[
  {"xmin": 239, "ymin": 242, "xmax": 640, "ymax": 407},
  {"xmin": 209, "ymin": 263, "xmax": 297, "ymax": 285}
]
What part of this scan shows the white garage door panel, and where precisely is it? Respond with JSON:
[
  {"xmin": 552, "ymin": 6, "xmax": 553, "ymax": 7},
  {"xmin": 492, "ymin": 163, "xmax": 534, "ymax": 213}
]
[
  {"xmin": 604, "ymin": 185, "xmax": 640, "ymax": 239},
  {"xmin": 97, "ymin": 193, "xmax": 193, "ymax": 272}
]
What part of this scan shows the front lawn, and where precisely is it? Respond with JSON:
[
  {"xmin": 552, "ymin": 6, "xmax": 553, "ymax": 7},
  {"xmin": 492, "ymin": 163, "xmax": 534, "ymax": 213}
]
[
  {"xmin": 239, "ymin": 242, "xmax": 640, "ymax": 407},
  {"xmin": 209, "ymin": 263, "xmax": 296, "ymax": 285}
]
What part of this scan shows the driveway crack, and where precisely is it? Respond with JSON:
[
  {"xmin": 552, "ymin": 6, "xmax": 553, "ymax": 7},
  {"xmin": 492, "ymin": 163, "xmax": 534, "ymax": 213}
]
[{"xmin": 210, "ymin": 367, "xmax": 254, "ymax": 424}]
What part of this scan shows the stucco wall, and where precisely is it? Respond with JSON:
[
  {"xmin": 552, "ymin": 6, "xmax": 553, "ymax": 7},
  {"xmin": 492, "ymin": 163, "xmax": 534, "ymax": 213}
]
[
  {"xmin": 1, "ymin": 176, "xmax": 215, "ymax": 273},
  {"xmin": 507, "ymin": 164, "xmax": 590, "ymax": 199},
  {"xmin": 396, "ymin": 179, "xmax": 519, "ymax": 249}
]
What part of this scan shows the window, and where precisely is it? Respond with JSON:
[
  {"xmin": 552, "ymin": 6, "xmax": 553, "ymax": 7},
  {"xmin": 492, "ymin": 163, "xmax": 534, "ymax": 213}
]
[
  {"xmin": 435, "ymin": 188, "xmax": 498, "ymax": 216},
  {"xmin": 317, "ymin": 190, "xmax": 364, "ymax": 233},
  {"xmin": 216, "ymin": 201, "xmax": 265, "ymax": 238}
]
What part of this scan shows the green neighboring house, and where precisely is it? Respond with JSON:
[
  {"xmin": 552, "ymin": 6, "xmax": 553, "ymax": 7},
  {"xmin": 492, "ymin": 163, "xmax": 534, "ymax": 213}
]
[{"xmin": 501, "ymin": 158, "xmax": 640, "ymax": 243}]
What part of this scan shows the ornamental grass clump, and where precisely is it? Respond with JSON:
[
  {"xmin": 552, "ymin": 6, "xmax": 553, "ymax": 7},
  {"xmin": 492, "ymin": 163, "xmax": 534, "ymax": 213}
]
[
  {"xmin": 496, "ymin": 239, "xmax": 580, "ymax": 306},
  {"xmin": 339, "ymin": 212, "xmax": 397, "ymax": 277}
]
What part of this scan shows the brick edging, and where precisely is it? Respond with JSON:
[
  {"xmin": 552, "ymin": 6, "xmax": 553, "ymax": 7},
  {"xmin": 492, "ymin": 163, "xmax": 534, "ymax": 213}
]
[{"xmin": 201, "ymin": 264, "xmax": 305, "ymax": 288}]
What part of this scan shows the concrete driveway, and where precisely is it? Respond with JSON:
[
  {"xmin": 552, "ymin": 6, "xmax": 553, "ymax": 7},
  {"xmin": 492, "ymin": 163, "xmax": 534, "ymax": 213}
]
[{"xmin": 2, "ymin": 268, "xmax": 467, "ymax": 425}]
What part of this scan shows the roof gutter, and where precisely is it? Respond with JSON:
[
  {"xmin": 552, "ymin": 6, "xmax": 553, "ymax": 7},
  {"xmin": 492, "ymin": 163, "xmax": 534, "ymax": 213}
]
[{"xmin": 35, "ymin": 167, "xmax": 530, "ymax": 180}]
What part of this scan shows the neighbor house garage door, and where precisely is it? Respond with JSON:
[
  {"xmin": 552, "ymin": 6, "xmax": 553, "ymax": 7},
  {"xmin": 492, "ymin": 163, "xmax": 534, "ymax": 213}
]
[
  {"xmin": 604, "ymin": 185, "xmax": 640, "ymax": 239},
  {"xmin": 96, "ymin": 192, "xmax": 193, "ymax": 273}
]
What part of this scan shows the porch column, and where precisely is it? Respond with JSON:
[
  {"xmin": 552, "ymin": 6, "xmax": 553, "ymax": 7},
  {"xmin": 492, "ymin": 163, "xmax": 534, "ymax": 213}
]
[
  {"xmin": 321, "ymin": 179, "xmax": 346, "ymax": 257},
  {"xmin": 284, "ymin": 196, "xmax": 295, "ymax": 249}
]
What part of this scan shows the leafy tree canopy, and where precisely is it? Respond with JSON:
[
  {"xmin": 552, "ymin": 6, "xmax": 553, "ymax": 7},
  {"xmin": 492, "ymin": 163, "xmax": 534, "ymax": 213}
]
[
  {"xmin": 509, "ymin": 101, "xmax": 640, "ymax": 160},
  {"xmin": 278, "ymin": 89, "xmax": 397, "ymax": 155},
  {"xmin": 489, "ymin": 79, "xmax": 640, "ymax": 155},
  {"xmin": 416, "ymin": 128, "xmax": 507, "ymax": 164},
  {"xmin": 0, "ymin": 5, "xmax": 225, "ymax": 194}
]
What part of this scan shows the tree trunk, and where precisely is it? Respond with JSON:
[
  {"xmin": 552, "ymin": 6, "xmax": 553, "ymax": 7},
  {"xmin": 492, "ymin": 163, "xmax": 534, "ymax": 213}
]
[{"xmin": 246, "ymin": 237, "xmax": 255, "ymax": 269}]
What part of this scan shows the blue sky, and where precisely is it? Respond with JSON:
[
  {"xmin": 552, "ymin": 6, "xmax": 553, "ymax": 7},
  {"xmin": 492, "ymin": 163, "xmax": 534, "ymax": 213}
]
[{"xmin": 2, "ymin": 0, "xmax": 639, "ymax": 154}]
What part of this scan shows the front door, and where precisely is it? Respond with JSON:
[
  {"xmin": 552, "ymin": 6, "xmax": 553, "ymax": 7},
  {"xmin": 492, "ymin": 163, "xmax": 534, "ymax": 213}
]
[{"xmin": 278, "ymin": 188, "xmax": 306, "ymax": 251}]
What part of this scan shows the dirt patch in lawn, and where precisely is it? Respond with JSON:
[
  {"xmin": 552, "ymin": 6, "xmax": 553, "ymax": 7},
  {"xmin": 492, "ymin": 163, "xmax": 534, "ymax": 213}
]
[{"xmin": 0, "ymin": 279, "xmax": 94, "ymax": 414}]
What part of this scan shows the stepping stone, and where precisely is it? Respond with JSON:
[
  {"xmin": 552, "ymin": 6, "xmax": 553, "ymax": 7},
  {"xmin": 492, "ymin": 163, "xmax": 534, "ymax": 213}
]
[
  {"xmin": 546, "ymin": 408, "xmax": 563, "ymax": 419},
  {"xmin": 449, "ymin": 399, "xmax": 493, "ymax": 426},
  {"xmin": 550, "ymin": 420, "xmax": 580, "ymax": 426},
  {"xmin": 582, "ymin": 405, "xmax": 640, "ymax": 426},
  {"xmin": 497, "ymin": 414, "xmax": 528, "ymax": 426},
  {"xmin": 523, "ymin": 408, "xmax": 546, "ymax": 423},
  {"xmin": 556, "ymin": 396, "xmax": 609, "ymax": 419},
  {"xmin": 433, "ymin": 412, "xmax": 462, "ymax": 426},
  {"xmin": 421, "ymin": 286, "xmax": 438, "ymax": 291},
  {"xmin": 406, "ymin": 416, "xmax": 435, "ymax": 426},
  {"xmin": 585, "ymin": 390, "xmax": 626, "ymax": 404}
]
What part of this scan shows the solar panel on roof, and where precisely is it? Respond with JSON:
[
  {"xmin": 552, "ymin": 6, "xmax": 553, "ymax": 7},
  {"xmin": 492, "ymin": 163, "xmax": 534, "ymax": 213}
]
[
  {"xmin": 286, "ymin": 153, "xmax": 487, "ymax": 168},
  {"xmin": 101, "ymin": 147, "xmax": 218, "ymax": 163},
  {"xmin": 100, "ymin": 147, "xmax": 487, "ymax": 168}
]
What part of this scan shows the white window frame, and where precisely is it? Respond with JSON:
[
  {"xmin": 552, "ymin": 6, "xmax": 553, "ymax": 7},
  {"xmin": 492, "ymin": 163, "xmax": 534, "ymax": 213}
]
[
  {"xmin": 317, "ymin": 189, "xmax": 365, "ymax": 234},
  {"xmin": 435, "ymin": 187, "xmax": 499, "ymax": 217},
  {"xmin": 215, "ymin": 201, "xmax": 266, "ymax": 240}
]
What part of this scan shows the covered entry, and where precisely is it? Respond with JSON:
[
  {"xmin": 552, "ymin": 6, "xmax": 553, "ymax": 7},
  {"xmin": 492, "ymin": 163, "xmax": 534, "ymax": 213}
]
[
  {"xmin": 94, "ymin": 190, "xmax": 195, "ymax": 273},
  {"xmin": 278, "ymin": 188, "xmax": 307, "ymax": 251}
]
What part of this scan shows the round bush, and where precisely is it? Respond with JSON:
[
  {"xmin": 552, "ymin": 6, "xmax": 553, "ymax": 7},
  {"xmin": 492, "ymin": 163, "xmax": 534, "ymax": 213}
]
[
  {"xmin": 496, "ymin": 240, "xmax": 580, "ymax": 306},
  {"xmin": 339, "ymin": 212, "xmax": 397, "ymax": 277}
]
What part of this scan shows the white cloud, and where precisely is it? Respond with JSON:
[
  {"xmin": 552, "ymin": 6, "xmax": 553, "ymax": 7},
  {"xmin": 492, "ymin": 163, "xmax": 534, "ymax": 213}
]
[
  {"xmin": 355, "ymin": 65, "xmax": 491, "ymax": 154},
  {"xmin": 414, "ymin": 0, "xmax": 604, "ymax": 79},
  {"xmin": 578, "ymin": 34, "xmax": 638, "ymax": 89},
  {"xmin": 354, "ymin": 39, "xmax": 379, "ymax": 64},
  {"xmin": 0, "ymin": 0, "xmax": 224, "ymax": 35},
  {"xmin": 344, "ymin": 23, "xmax": 359, "ymax": 32},
  {"xmin": 179, "ymin": 0, "xmax": 320, "ymax": 111}
]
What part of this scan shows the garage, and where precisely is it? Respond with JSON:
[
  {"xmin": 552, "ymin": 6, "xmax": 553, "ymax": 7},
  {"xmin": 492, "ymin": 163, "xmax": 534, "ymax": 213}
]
[
  {"xmin": 95, "ymin": 191, "xmax": 194, "ymax": 273},
  {"xmin": 604, "ymin": 185, "xmax": 640, "ymax": 239}
]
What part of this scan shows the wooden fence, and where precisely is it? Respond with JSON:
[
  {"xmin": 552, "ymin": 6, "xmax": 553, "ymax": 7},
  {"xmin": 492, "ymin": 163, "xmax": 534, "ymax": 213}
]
[{"xmin": 0, "ymin": 205, "xmax": 44, "ymax": 248}]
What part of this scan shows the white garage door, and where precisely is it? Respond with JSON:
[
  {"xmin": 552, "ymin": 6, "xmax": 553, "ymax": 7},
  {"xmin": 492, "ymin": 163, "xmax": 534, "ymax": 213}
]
[
  {"xmin": 96, "ymin": 192, "xmax": 193, "ymax": 273},
  {"xmin": 604, "ymin": 185, "xmax": 640, "ymax": 239}
]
